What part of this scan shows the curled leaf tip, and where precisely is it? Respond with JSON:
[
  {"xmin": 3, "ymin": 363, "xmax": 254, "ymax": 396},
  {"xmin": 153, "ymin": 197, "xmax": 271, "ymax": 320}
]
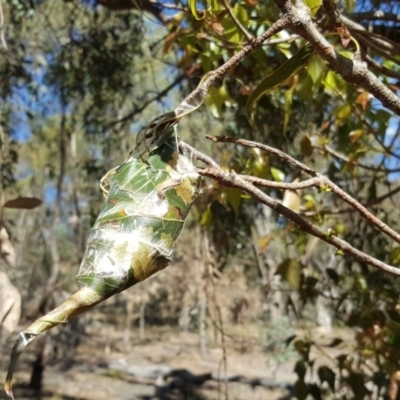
[
  {"xmin": 5, "ymin": 332, "xmax": 37, "ymax": 400},
  {"xmin": 5, "ymin": 379, "xmax": 14, "ymax": 400},
  {"xmin": 5, "ymin": 287, "xmax": 103, "ymax": 398}
]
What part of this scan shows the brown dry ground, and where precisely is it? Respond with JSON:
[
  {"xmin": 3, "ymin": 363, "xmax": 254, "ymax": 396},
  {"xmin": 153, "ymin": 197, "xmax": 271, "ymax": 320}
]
[{"xmin": 0, "ymin": 324, "xmax": 354, "ymax": 400}]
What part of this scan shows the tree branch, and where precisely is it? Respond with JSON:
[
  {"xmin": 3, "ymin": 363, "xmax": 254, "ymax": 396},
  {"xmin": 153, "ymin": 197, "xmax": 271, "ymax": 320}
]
[
  {"xmin": 180, "ymin": 140, "xmax": 400, "ymax": 277},
  {"xmin": 177, "ymin": 16, "xmax": 291, "ymax": 112},
  {"xmin": 107, "ymin": 74, "xmax": 185, "ymax": 128},
  {"xmin": 273, "ymin": 0, "xmax": 400, "ymax": 116},
  {"xmin": 205, "ymin": 135, "xmax": 400, "ymax": 246}
]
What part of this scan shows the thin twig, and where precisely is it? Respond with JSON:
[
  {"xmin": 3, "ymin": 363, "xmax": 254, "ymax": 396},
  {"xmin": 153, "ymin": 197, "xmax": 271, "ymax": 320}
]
[
  {"xmin": 205, "ymin": 135, "xmax": 317, "ymax": 176},
  {"xmin": 318, "ymin": 145, "xmax": 400, "ymax": 174},
  {"xmin": 221, "ymin": 0, "xmax": 253, "ymax": 42},
  {"xmin": 364, "ymin": 54, "xmax": 400, "ymax": 82},
  {"xmin": 205, "ymin": 135, "xmax": 400, "ymax": 245},
  {"xmin": 352, "ymin": 32, "xmax": 400, "ymax": 66},
  {"xmin": 199, "ymin": 165, "xmax": 400, "ymax": 276},
  {"xmin": 179, "ymin": 16, "xmax": 291, "ymax": 111},
  {"xmin": 236, "ymin": 176, "xmax": 319, "ymax": 190},
  {"xmin": 107, "ymin": 74, "xmax": 185, "ymax": 128}
]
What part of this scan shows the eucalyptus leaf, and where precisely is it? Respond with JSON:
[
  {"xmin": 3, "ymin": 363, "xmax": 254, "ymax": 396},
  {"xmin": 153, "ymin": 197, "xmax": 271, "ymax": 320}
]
[
  {"xmin": 246, "ymin": 44, "xmax": 315, "ymax": 127},
  {"xmin": 189, "ymin": 0, "xmax": 204, "ymax": 20}
]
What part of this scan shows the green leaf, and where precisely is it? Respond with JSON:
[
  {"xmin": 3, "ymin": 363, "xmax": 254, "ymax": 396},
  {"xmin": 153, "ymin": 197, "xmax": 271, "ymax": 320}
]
[
  {"xmin": 344, "ymin": 0, "xmax": 356, "ymax": 12},
  {"xmin": 304, "ymin": 0, "xmax": 322, "ymax": 17},
  {"xmin": 296, "ymin": 74, "xmax": 314, "ymax": 101},
  {"xmin": 391, "ymin": 247, "xmax": 400, "ymax": 264},
  {"xmin": 277, "ymin": 41, "xmax": 292, "ymax": 59},
  {"xmin": 306, "ymin": 55, "xmax": 325, "ymax": 84},
  {"xmin": 206, "ymin": 0, "xmax": 222, "ymax": 12},
  {"xmin": 322, "ymin": 70, "xmax": 347, "ymax": 96},
  {"xmin": 246, "ymin": 44, "xmax": 315, "ymax": 127},
  {"xmin": 225, "ymin": 187, "xmax": 242, "ymax": 216},
  {"xmin": 270, "ymin": 167, "xmax": 285, "ymax": 182},
  {"xmin": 283, "ymin": 89, "xmax": 293, "ymax": 136},
  {"xmin": 303, "ymin": 194, "xmax": 316, "ymax": 210},
  {"xmin": 249, "ymin": 149, "xmax": 269, "ymax": 179},
  {"xmin": 276, "ymin": 258, "xmax": 304, "ymax": 289},
  {"xmin": 348, "ymin": 129, "xmax": 364, "ymax": 143},
  {"xmin": 335, "ymin": 104, "xmax": 351, "ymax": 120},
  {"xmin": 258, "ymin": 234, "xmax": 274, "ymax": 253},
  {"xmin": 200, "ymin": 204, "xmax": 213, "ymax": 227},
  {"xmin": 189, "ymin": 0, "xmax": 204, "ymax": 20},
  {"xmin": 205, "ymin": 84, "xmax": 232, "ymax": 118}
]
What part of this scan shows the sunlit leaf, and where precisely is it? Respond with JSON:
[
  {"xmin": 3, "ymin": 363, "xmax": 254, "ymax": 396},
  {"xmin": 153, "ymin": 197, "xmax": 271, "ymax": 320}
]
[
  {"xmin": 303, "ymin": 194, "xmax": 316, "ymax": 210},
  {"xmin": 335, "ymin": 222, "xmax": 346, "ymax": 235},
  {"xmin": 225, "ymin": 187, "xmax": 242, "ymax": 216},
  {"xmin": 205, "ymin": 84, "xmax": 232, "ymax": 118},
  {"xmin": 233, "ymin": 3, "xmax": 249, "ymax": 30},
  {"xmin": 163, "ymin": 32, "xmax": 177, "ymax": 54},
  {"xmin": 323, "ymin": 70, "xmax": 347, "ymax": 96},
  {"xmin": 271, "ymin": 167, "xmax": 285, "ymax": 182},
  {"xmin": 249, "ymin": 148, "xmax": 269, "ymax": 179},
  {"xmin": 282, "ymin": 188, "xmax": 301, "ymax": 214},
  {"xmin": 348, "ymin": 129, "xmax": 364, "ymax": 143},
  {"xmin": 200, "ymin": 204, "xmax": 213, "ymax": 227},
  {"xmin": 277, "ymin": 42, "xmax": 292, "ymax": 59},
  {"xmin": 355, "ymin": 91, "xmax": 371, "ymax": 110},
  {"xmin": 276, "ymin": 258, "xmax": 304, "ymax": 289},
  {"xmin": 246, "ymin": 44, "xmax": 315, "ymax": 127},
  {"xmin": 391, "ymin": 247, "xmax": 400, "ymax": 264},
  {"xmin": 4, "ymin": 197, "xmax": 43, "ymax": 210},
  {"xmin": 221, "ymin": 10, "xmax": 242, "ymax": 43},
  {"xmin": 258, "ymin": 234, "xmax": 273, "ymax": 253},
  {"xmin": 336, "ymin": 104, "xmax": 351, "ymax": 120},
  {"xmin": 206, "ymin": 0, "xmax": 222, "ymax": 12},
  {"xmin": 344, "ymin": 0, "xmax": 356, "ymax": 12},
  {"xmin": 304, "ymin": 0, "xmax": 322, "ymax": 17},
  {"xmin": 306, "ymin": 55, "xmax": 325, "ymax": 84},
  {"xmin": 189, "ymin": 0, "xmax": 204, "ymax": 20}
]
